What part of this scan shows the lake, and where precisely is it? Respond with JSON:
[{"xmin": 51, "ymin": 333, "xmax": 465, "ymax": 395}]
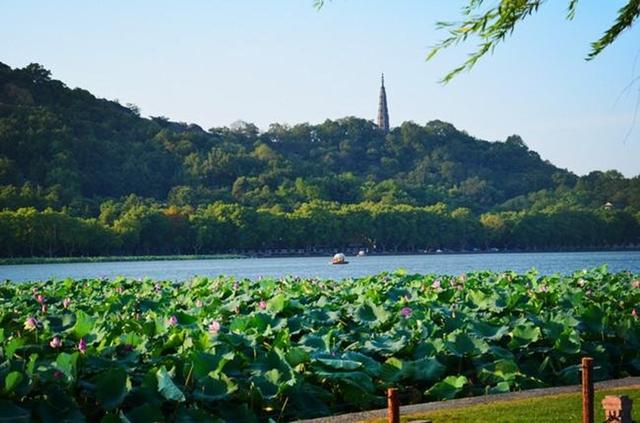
[{"xmin": 0, "ymin": 251, "xmax": 639, "ymax": 282}]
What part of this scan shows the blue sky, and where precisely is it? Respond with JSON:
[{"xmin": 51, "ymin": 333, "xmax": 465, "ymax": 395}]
[{"xmin": 2, "ymin": 1, "xmax": 639, "ymax": 176}]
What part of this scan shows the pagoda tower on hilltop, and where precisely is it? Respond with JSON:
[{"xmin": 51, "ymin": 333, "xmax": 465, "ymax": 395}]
[{"xmin": 377, "ymin": 73, "xmax": 390, "ymax": 134}]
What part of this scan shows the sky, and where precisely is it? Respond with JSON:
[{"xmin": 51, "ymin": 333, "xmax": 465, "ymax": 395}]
[{"xmin": 1, "ymin": 0, "xmax": 640, "ymax": 177}]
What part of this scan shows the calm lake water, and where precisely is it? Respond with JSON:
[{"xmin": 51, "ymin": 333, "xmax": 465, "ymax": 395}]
[{"xmin": 1, "ymin": 251, "xmax": 639, "ymax": 282}]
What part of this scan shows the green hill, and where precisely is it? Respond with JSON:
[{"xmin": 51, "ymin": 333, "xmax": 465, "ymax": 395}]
[{"xmin": 0, "ymin": 62, "xmax": 638, "ymax": 256}]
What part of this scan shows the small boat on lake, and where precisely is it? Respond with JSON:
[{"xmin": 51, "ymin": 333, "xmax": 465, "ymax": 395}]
[{"xmin": 331, "ymin": 253, "xmax": 349, "ymax": 265}]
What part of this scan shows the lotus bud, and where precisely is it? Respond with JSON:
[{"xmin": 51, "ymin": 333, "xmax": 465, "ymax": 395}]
[
  {"xmin": 24, "ymin": 316, "xmax": 38, "ymax": 331},
  {"xmin": 78, "ymin": 338, "xmax": 87, "ymax": 354},
  {"xmin": 208, "ymin": 320, "xmax": 221, "ymax": 334},
  {"xmin": 49, "ymin": 336, "xmax": 62, "ymax": 348},
  {"xmin": 400, "ymin": 307, "xmax": 412, "ymax": 318}
]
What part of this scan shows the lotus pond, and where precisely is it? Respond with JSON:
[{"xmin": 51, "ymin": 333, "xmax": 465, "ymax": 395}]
[{"xmin": 1, "ymin": 267, "xmax": 639, "ymax": 422}]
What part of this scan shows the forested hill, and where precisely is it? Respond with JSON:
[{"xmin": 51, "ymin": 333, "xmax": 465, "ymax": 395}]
[
  {"xmin": 1, "ymin": 62, "xmax": 639, "ymax": 257},
  {"xmin": 1, "ymin": 61, "xmax": 566, "ymax": 210}
]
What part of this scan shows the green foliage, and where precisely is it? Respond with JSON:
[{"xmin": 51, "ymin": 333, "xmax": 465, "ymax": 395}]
[
  {"xmin": 0, "ymin": 62, "xmax": 639, "ymax": 257},
  {"xmin": 0, "ymin": 269, "xmax": 639, "ymax": 420},
  {"xmin": 421, "ymin": 1, "xmax": 640, "ymax": 82}
]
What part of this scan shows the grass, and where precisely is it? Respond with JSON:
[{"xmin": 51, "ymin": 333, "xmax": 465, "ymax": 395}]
[
  {"xmin": 0, "ymin": 254, "xmax": 247, "ymax": 265},
  {"xmin": 367, "ymin": 387, "xmax": 640, "ymax": 423}
]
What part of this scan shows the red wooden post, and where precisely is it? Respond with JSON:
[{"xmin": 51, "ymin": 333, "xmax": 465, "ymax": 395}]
[
  {"xmin": 582, "ymin": 357, "xmax": 594, "ymax": 423},
  {"xmin": 387, "ymin": 388, "xmax": 399, "ymax": 423}
]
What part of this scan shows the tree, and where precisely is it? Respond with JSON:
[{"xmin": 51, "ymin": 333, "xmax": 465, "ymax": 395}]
[{"xmin": 426, "ymin": 0, "xmax": 640, "ymax": 82}]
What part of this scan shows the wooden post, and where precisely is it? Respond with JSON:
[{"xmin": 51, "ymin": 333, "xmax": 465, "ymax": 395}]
[
  {"xmin": 387, "ymin": 388, "xmax": 399, "ymax": 423},
  {"xmin": 582, "ymin": 357, "xmax": 594, "ymax": 423}
]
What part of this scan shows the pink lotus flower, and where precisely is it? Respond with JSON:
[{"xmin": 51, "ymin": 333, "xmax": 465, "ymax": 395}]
[
  {"xmin": 400, "ymin": 307, "xmax": 412, "ymax": 318},
  {"xmin": 78, "ymin": 338, "xmax": 87, "ymax": 354},
  {"xmin": 632, "ymin": 280, "xmax": 640, "ymax": 289},
  {"xmin": 116, "ymin": 286, "xmax": 124, "ymax": 294},
  {"xmin": 49, "ymin": 336, "xmax": 62, "ymax": 348},
  {"xmin": 168, "ymin": 315, "xmax": 178, "ymax": 326},
  {"xmin": 431, "ymin": 280, "xmax": 441, "ymax": 290},
  {"xmin": 155, "ymin": 283, "xmax": 162, "ymax": 291},
  {"xmin": 259, "ymin": 300, "xmax": 267, "ymax": 310},
  {"xmin": 35, "ymin": 294, "xmax": 45, "ymax": 304},
  {"xmin": 632, "ymin": 308, "xmax": 638, "ymax": 318},
  {"xmin": 24, "ymin": 316, "xmax": 38, "ymax": 331},
  {"xmin": 208, "ymin": 320, "xmax": 221, "ymax": 334},
  {"xmin": 577, "ymin": 279, "xmax": 586, "ymax": 287},
  {"xmin": 195, "ymin": 299, "xmax": 203, "ymax": 307},
  {"xmin": 41, "ymin": 304, "xmax": 48, "ymax": 313},
  {"xmin": 538, "ymin": 285, "xmax": 548, "ymax": 293},
  {"xmin": 233, "ymin": 282, "xmax": 240, "ymax": 290},
  {"xmin": 63, "ymin": 298, "xmax": 71, "ymax": 308}
]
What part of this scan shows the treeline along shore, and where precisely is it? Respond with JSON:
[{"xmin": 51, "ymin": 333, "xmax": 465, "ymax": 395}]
[
  {"xmin": 1, "ymin": 201, "xmax": 638, "ymax": 258},
  {"xmin": 1, "ymin": 62, "xmax": 639, "ymax": 259}
]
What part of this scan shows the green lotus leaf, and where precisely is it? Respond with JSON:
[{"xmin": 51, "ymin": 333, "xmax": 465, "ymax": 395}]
[
  {"xmin": 316, "ymin": 358, "xmax": 363, "ymax": 371},
  {"xmin": 287, "ymin": 382, "xmax": 332, "ymax": 419},
  {"xmin": 285, "ymin": 347, "xmax": 310, "ymax": 367},
  {"xmin": 469, "ymin": 321, "xmax": 509, "ymax": 341},
  {"xmin": 554, "ymin": 330, "xmax": 582, "ymax": 355},
  {"xmin": 467, "ymin": 289, "xmax": 504, "ymax": 311},
  {"xmin": 300, "ymin": 334, "xmax": 330, "ymax": 353},
  {"xmin": 478, "ymin": 359, "xmax": 520, "ymax": 384},
  {"xmin": 379, "ymin": 357, "xmax": 407, "ymax": 383},
  {"xmin": 121, "ymin": 404, "xmax": 164, "ymax": 423},
  {"xmin": 4, "ymin": 371, "xmax": 24, "ymax": 394},
  {"xmin": 362, "ymin": 335, "xmax": 407, "ymax": 355},
  {"xmin": 557, "ymin": 364, "xmax": 581, "ymax": 385},
  {"xmin": 508, "ymin": 322, "xmax": 542, "ymax": 349},
  {"xmin": 95, "ymin": 367, "xmax": 129, "ymax": 410},
  {"xmin": 425, "ymin": 375, "xmax": 468, "ymax": 400},
  {"xmin": 354, "ymin": 301, "xmax": 389, "ymax": 325},
  {"xmin": 487, "ymin": 381, "xmax": 511, "ymax": 394},
  {"xmin": 71, "ymin": 310, "xmax": 94, "ymax": 339},
  {"xmin": 314, "ymin": 370, "xmax": 375, "ymax": 393},
  {"xmin": 343, "ymin": 351, "xmax": 382, "ymax": 376},
  {"xmin": 5, "ymin": 337, "xmax": 25, "ymax": 357},
  {"xmin": 191, "ymin": 351, "xmax": 234, "ymax": 380},
  {"xmin": 445, "ymin": 331, "xmax": 489, "ymax": 357},
  {"xmin": 156, "ymin": 366, "xmax": 186, "ymax": 402},
  {"xmin": 409, "ymin": 357, "xmax": 446, "ymax": 382},
  {"xmin": 267, "ymin": 294, "xmax": 287, "ymax": 314},
  {"xmin": 252, "ymin": 368, "xmax": 281, "ymax": 399},
  {"xmin": 193, "ymin": 373, "xmax": 237, "ymax": 402},
  {"xmin": 54, "ymin": 352, "xmax": 79, "ymax": 382}
]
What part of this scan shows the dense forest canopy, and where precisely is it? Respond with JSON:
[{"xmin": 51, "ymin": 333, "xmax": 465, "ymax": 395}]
[{"xmin": 1, "ymin": 62, "xmax": 639, "ymax": 256}]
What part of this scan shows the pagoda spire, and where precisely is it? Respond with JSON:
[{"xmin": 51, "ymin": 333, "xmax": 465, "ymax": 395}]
[{"xmin": 377, "ymin": 73, "xmax": 389, "ymax": 134}]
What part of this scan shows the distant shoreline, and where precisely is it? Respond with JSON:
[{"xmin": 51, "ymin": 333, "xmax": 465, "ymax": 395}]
[
  {"xmin": 0, "ymin": 254, "xmax": 247, "ymax": 266},
  {"xmin": 1, "ymin": 246, "xmax": 639, "ymax": 266}
]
